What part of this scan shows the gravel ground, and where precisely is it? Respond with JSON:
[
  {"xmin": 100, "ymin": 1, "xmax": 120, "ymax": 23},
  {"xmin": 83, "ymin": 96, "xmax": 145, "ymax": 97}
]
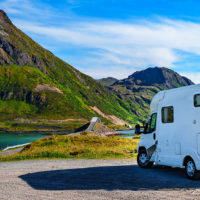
[
  {"xmin": 0, "ymin": 148, "xmax": 23, "ymax": 156},
  {"xmin": 1, "ymin": 159, "xmax": 200, "ymax": 200}
]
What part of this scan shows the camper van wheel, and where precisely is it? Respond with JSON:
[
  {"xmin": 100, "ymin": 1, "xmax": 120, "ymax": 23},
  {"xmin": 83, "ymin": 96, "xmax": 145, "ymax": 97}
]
[
  {"xmin": 137, "ymin": 149, "xmax": 153, "ymax": 168},
  {"xmin": 185, "ymin": 159, "xmax": 200, "ymax": 180}
]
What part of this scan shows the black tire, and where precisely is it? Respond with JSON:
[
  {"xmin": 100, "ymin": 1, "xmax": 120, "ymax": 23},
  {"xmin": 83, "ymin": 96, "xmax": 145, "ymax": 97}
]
[
  {"xmin": 185, "ymin": 158, "xmax": 200, "ymax": 180},
  {"xmin": 137, "ymin": 149, "xmax": 153, "ymax": 168}
]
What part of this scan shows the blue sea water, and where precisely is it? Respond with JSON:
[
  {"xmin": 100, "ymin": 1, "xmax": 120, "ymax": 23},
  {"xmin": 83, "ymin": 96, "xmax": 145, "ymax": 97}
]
[
  {"xmin": 0, "ymin": 132, "xmax": 50, "ymax": 150},
  {"xmin": 118, "ymin": 130, "xmax": 135, "ymax": 138}
]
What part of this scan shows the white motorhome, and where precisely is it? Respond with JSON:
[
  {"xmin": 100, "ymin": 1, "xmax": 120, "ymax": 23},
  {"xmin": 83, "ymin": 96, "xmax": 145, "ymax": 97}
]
[{"xmin": 136, "ymin": 84, "xmax": 200, "ymax": 179}]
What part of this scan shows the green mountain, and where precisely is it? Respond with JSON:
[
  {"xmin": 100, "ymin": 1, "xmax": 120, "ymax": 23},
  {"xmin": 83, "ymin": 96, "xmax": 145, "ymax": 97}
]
[
  {"xmin": 0, "ymin": 10, "xmax": 139, "ymax": 124},
  {"xmin": 103, "ymin": 67, "xmax": 194, "ymax": 121},
  {"xmin": 0, "ymin": 10, "xmax": 194, "ymax": 125}
]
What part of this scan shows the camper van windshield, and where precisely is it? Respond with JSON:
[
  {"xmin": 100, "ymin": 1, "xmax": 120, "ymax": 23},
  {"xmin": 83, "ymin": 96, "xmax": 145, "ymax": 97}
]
[{"xmin": 144, "ymin": 113, "xmax": 157, "ymax": 133}]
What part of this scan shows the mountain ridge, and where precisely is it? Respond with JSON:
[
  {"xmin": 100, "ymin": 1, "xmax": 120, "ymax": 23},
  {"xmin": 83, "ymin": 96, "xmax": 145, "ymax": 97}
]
[
  {"xmin": 115, "ymin": 67, "xmax": 193, "ymax": 88},
  {"xmin": 100, "ymin": 67, "xmax": 194, "ymax": 121},
  {"xmin": 0, "ymin": 10, "xmax": 138, "ymax": 124}
]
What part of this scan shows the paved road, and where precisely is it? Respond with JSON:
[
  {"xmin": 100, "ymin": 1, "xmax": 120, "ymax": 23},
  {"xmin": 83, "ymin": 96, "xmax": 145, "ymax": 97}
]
[{"xmin": 1, "ymin": 159, "xmax": 200, "ymax": 200}]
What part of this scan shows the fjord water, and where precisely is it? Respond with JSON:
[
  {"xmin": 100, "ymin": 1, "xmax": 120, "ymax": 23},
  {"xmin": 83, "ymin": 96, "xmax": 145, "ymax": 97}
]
[
  {"xmin": 0, "ymin": 133, "xmax": 49, "ymax": 150},
  {"xmin": 118, "ymin": 130, "xmax": 135, "ymax": 138}
]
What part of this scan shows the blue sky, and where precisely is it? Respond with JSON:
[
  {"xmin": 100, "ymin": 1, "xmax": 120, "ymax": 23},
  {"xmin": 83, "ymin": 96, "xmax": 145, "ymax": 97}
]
[{"xmin": 1, "ymin": 0, "xmax": 200, "ymax": 83}]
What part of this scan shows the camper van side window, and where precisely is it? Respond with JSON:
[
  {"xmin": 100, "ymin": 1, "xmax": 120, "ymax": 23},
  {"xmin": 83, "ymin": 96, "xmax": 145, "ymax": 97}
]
[
  {"xmin": 162, "ymin": 107, "xmax": 174, "ymax": 123},
  {"xmin": 194, "ymin": 94, "xmax": 200, "ymax": 107}
]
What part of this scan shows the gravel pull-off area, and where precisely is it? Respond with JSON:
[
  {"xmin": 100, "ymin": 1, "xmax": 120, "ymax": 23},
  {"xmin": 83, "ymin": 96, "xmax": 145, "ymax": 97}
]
[
  {"xmin": 0, "ymin": 148, "xmax": 23, "ymax": 156},
  {"xmin": 1, "ymin": 159, "xmax": 200, "ymax": 200}
]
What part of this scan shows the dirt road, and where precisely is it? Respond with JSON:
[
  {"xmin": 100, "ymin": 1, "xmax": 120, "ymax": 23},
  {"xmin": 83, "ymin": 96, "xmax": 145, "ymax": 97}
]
[{"xmin": 0, "ymin": 159, "xmax": 200, "ymax": 200}]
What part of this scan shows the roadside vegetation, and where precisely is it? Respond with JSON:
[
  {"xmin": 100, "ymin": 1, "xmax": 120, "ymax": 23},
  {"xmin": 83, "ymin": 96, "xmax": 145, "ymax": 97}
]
[
  {"xmin": 0, "ymin": 135, "xmax": 139, "ymax": 161},
  {"xmin": 0, "ymin": 119, "xmax": 87, "ymax": 132},
  {"xmin": 107, "ymin": 124, "xmax": 133, "ymax": 130},
  {"xmin": 0, "ymin": 120, "xmax": 134, "ymax": 132},
  {"xmin": 0, "ymin": 64, "xmax": 141, "ymax": 125}
]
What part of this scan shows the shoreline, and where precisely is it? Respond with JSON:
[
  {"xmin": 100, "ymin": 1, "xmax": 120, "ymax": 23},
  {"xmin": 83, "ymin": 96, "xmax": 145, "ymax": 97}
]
[
  {"xmin": 116, "ymin": 128, "xmax": 134, "ymax": 131},
  {"xmin": 0, "ymin": 129, "xmax": 74, "ymax": 134}
]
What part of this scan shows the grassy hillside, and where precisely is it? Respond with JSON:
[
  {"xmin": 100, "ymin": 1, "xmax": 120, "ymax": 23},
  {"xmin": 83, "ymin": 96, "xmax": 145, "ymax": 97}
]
[
  {"xmin": 0, "ymin": 10, "xmax": 141, "ymax": 125},
  {"xmin": 0, "ymin": 65, "xmax": 139, "ymax": 124},
  {"xmin": 0, "ymin": 135, "xmax": 139, "ymax": 161}
]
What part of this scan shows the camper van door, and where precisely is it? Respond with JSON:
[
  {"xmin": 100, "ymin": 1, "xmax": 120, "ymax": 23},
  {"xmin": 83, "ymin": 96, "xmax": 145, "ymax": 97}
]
[
  {"xmin": 143, "ymin": 113, "xmax": 157, "ymax": 160},
  {"xmin": 157, "ymin": 104, "xmax": 179, "ymax": 166}
]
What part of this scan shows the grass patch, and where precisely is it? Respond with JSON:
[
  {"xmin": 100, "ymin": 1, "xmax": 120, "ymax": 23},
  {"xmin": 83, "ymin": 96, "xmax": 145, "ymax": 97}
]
[
  {"xmin": 107, "ymin": 124, "xmax": 131, "ymax": 130},
  {"xmin": 0, "ymin": 135, "xmax": 139, "ymax": 161}
]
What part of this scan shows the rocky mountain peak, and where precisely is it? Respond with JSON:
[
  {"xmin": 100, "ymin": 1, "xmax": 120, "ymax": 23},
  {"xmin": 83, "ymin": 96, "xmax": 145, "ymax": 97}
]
[
  {"xmin": 115, "ymin": 67, "xmax": 194, "ymax": 89},
  {"xmin": 0, "ymin": 10, "xmax": 12, "ymax": 25},
  {"xmin": 0, "ymin": 10, "xmax": 49, "ymax": 71}
]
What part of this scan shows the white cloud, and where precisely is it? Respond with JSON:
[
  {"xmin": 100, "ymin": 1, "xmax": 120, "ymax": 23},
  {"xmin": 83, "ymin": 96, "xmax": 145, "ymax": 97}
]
[
  {"xmin": 1, "ymin": 0, "xmax": 200, "ymax": 80},
  {"xmin": 180, "ymin": 72, "xmax": 200, "ymax": 84},
  {"xmin": 0, "ymin": 0, "xmax": 36, "ymax": 14},
  {"xmin": 0, "ymin": 0, "xmax": 55, "ymax": 21},
  {"xmin": 14, "ymin": 18, "xmax": 196, "ymax": 72}
]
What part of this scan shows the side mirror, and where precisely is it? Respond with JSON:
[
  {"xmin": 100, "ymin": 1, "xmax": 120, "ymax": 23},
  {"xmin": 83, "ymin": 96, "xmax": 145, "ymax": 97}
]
[{"xmin": 135, "ymin": 124, "xmax": 141, "ymax": 135}]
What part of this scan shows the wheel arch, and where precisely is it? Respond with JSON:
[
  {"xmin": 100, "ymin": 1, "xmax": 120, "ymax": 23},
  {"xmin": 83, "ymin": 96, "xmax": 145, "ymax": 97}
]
[
  {"xmin": 138, "ymin": 146, "xmax": 146, "ymax": 153},
  {"xmin": 183, "ymin": 155, "xmax": 194, "ymax": 167}
]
